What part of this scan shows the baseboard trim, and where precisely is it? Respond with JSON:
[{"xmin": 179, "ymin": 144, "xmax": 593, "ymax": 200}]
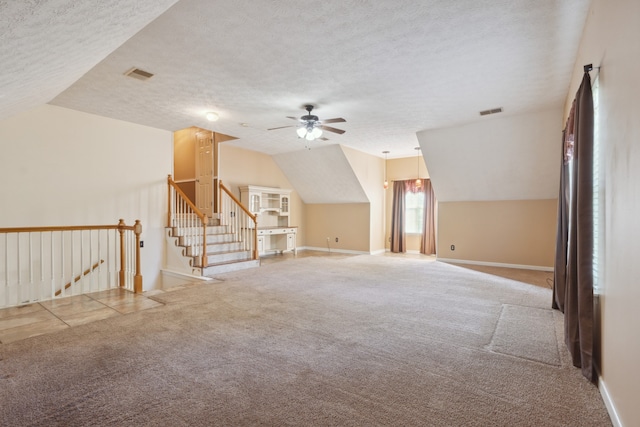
[
  {"xmin": 300, "ymin": 246, "xmax": 370, "ymax": 255},
  {"xmin": 436, "ymin": 258, "xmax": 553, "ymax": 272},
  {"xmin": 599, "ymin": 375, "xmax": 623, "ymax": 427},
  {"xmin": 161, "ymin": 269, "xmax": 215, "ymax": 282}
]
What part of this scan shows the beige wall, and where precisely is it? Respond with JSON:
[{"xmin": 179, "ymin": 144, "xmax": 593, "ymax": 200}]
[
  {"xmin": 568, "ymin": 0, "xmax": 640, "ymax": 425},
  {"xmin": 383, "ymin": 156, "xmax": 429, "ymax": 252},
  {"xmin": 342, "ymin": 145, "xmax": 386, "ymax": 252},
  {"xmin": 219, "ymin": 144, "xmax": 306, "ymax": 247},
  {"xmin": 437, "ymin": 200, "xmax": 556, "ymax": 268},
  {"xmin": 173, "ymin": 127, "xmax": 197, "ymax": 181},
  {"xmin": 0, "ymin": 104, "xmax": 173, "ymax": 289},
  {"xmin": 305, "ymin": 203, "xmax": 371, "ymax": 252}
]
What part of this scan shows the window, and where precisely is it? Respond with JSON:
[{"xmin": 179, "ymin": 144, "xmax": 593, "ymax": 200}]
[
  {"xmin": 405, "ymin": 191, "xmax": 424, "ymax": 234},
  {"xmin": 592, "ymin": 75, "xmax": 603, "ymax": 294}
]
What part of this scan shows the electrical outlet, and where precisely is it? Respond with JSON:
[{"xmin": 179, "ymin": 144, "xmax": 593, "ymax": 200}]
[
  {"xmin": 450, "ymin": 244, "xmax": 455, "ymax": 251},
  {"xmin": 335, "ymin": 237, "xmax": 339, "ymax": 243}
]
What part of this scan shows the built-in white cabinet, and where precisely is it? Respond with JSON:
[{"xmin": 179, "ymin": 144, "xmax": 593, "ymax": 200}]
[
  {"xmin": 239, "ymin": 185, "xmax": 297, "ymax": 256},
  {"xmin": 280, "ymin": 194, "xmax": 289, "ymax": 216}
]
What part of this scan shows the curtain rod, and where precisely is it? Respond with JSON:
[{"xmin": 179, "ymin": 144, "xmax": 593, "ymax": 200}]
[{"xmin": 584, "ymin": 63, "xmax": 601, "ymax": 72}]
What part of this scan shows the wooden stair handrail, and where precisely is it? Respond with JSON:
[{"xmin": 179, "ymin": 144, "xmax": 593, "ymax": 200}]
[
  {"xmin": 55, "ymin": 260, "xmax": 104, "ymax": 296},
  {"xmin": 0, "ymin": 224, "xmax": 134, "ymax": 234},
  {"xmin": 167, "ymin": 175, "xmax": 208, "ymax": 267},
  {"xmin": 219, "ymin": 181, "xmax": 258, "ymax": 260},
  {"xmin": 219, "ymin": 181, "xmax": 257, "ymax": 222},
  {"xmin": 167, "ymin": 175, "xmax": 208, "ymax": 227},
  {"xmin": 0, "ymin": 219, "xmax": 143, "ymax": 296}
]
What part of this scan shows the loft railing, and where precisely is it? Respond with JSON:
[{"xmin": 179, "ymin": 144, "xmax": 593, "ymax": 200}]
[
  {"xmin": 219, "ymin": 181, "xmax": 258, "ymax": 260},
  {"xmin": 0, "ymin": 220, "xmax": 142, "ymax": 309},
  {"xmin": 167, "ymin": 175, "xmax": 208, "ymax": 268}
]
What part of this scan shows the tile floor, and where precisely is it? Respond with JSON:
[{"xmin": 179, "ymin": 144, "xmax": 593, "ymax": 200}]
[
  {"xmin": 0, "ymin": 288, "xmax": 164, "ymax": 345},
  {"xmin": 0, "ymin": 251, "xmax": 346, "ymax": 345}
]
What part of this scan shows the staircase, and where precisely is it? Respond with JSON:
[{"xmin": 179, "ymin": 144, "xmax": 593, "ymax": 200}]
[
  {"xmin": 165, "ymin": 217, "xmax": 258, "ymax": 276},
  {"xmin": 166, "ymin": 176, "xmax": 260, "ymax": 279}
]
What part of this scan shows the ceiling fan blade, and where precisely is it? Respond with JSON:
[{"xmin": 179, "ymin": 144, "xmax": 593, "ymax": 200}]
[
  {"xmin": 322, "ymin": 118, "xmax": 346, "ymax": 124},
  {"xmin": 320, "ymin": 125, "xmax": 345, "ymax": 135},
  {"xmin": 318, "ymin": 137, "xmax": 329, "ymax": 141},
  {"xmin": 267, "ymin": 125, "xmax": 294, "ymax": 131},
  {"xmin": 286, "ymin": 116, "xmax": 299, "ymax": 121}
]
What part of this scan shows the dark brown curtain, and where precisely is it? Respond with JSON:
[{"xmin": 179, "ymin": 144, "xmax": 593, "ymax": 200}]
[
  {"xmin": 552, "ymin": 111, "xmax": 573, "ymax": 312},
  {"xmin": 552, "ymin": 72, "xmax": 595, "ymax": 382},
  {"xmin": 390, "ymin": 180, "xmax": 407, "ymax": 253},
  {"xmin": 420, "ymin": 179, "xmax": 436, "ymax": 255}
]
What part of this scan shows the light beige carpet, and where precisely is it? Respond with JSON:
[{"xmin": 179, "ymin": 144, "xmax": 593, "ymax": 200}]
[{"xmin": 0, "ymin": 255, "xmax": 610, "ymax": 426}]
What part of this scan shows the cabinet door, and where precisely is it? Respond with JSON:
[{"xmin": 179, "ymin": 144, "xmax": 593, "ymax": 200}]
[
  {"xmin": 257, "ymin": 236, "xmax": 265, "ymax": 255},
  {"xmin": 286, "ymin": 233, "xmax": 295, "ymax": 251},
  {"xmin": 280, "ymin": 194, "xmax": 289, "ymax": 216},
  {"xmin": 250, "ymin": 193, "xmax": 260, "ymax": 214}
]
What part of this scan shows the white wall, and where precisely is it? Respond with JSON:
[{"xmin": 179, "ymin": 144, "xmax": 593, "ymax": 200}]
[
  {"xmin": 417, "ymin": 108, "xmax": 562, "ymax": 202},
  {"xmin": 568, "ymin": 1, "xmax": 640, "ymax": 425},
  {"xmin": 0, "ymin": 104, "xmax": 172, "ymax": 289}
]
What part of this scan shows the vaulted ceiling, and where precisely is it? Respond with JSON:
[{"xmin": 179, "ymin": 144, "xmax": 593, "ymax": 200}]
[{"xmin": 1, "ymin": 0, "xmax": 591, "ymax": 160}]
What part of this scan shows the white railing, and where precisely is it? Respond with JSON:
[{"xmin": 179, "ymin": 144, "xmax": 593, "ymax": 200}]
[
  {"xmin": 167, "ymin": 176, "xmax": 258, "ymax": 268},
  {"xmin": 0, "ymin": 220, "xmax": 142, "ymax": 309},
  {"xmin": 219, "ymin": 181, "xmax": 258, "ymax": 259},
  {"xmin": 167, "ymin": 175, "xmax": 208, "ymax": 268}
]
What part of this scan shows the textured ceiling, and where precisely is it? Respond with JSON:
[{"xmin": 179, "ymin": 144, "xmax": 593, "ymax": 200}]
[
  {"xmin": 273, "ymin": 145, "xmax": 369, "ymax": 204},
  {"xmin": 0, "ymin": 0, "xmax": 179, "ymax": 120},
  {"xmin": 30, "ymin": 0, "xmax": 592, "ymax": 159}
]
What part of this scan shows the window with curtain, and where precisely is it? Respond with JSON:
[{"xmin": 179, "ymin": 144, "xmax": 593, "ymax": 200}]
[
  {"xmin": 405, "ymin": 191, "xmax": 424, "ymax": 234},
  {"xmin": 391, "ymin": 179, "xmax": 436, "ymax": 255},
  {"xmin": 552, "ymin": 69, "xmax": 595, "ymax": 382}
]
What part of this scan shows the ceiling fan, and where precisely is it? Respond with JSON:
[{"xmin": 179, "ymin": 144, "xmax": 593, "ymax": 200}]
[{"xmin": 267, "ymin": 105, "xmax": 346, "ymax": 141}]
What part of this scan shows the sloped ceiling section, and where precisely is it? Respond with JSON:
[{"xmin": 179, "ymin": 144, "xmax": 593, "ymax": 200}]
[
  {"xmin": 272, "ymin": 145, "xmax": 369, "ymax": 204},
  {"xmin": 0, "ymin": 0, "xmax": 179, "ymax": 121},
  {"xmin": 418, "ymin": 109, "xmax": 562, "ymax": 202}
]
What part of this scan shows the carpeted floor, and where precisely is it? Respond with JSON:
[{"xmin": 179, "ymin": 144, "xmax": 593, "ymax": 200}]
[{"xmin": 0, "ymin": 255, "xmax": 611, "ymax": 426}]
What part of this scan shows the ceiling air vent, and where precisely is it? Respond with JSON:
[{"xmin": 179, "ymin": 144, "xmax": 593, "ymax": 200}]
[
  {"xmin": 124, "ymin": 67, "xmax": 154, "ymax": 81},
  {"xmin": 479, "ymin": 107, "xmax": 503, "ymax": 116}
]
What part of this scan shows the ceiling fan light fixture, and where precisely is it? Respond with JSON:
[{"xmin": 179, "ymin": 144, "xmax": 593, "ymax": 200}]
[{"xmin": 268, "ymin": 104, "xmax": 345, "ymax": 143}]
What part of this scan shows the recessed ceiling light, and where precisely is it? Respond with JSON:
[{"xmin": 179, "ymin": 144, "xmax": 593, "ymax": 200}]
[
  {"xmin": 205, "ymin": 112, "xmax": 219, "ymax": 121},
  {"xmin": 239, "ymin": 123, "xmax": 249, "ymax": 127}
]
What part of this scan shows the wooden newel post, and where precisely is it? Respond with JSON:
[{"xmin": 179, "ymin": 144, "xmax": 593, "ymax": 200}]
[
  {"xmin": 118, "ymin": 219, "xmax": 126, "ymax": 288},
  {"xmin": 133, "ymin": 220, "xmax": 143, "ymax": 294},
  {"xmin": 167, "ymin": 174, "xmax": 173, "ymax": 228},
  {"xmin": 253, "ymin": 216, "xmax": 259, "ymax": 260}
]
